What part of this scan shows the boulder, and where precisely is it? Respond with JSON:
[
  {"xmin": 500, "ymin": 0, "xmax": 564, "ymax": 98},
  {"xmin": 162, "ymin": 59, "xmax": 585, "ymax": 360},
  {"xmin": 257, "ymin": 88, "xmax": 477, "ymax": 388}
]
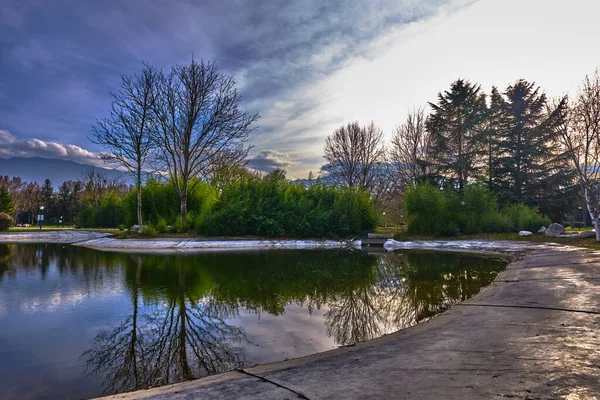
[
  {"xmin": 537, "ymin": 226, "xmax": 547, "ymax": 234},
  {"xmin": 130, "ymin": 225, "xmax": 149, "ymax": 233},
  {"xmin": 545, "ymin": 223, "xmax": 565, "ymax": 236},
  {"xmin": 579, "ymin": 230, "xmax": 596, "ymax": 239},
  {"xmin": 518, "ymin": 230, "xmax": 533, "ymax": 237}
]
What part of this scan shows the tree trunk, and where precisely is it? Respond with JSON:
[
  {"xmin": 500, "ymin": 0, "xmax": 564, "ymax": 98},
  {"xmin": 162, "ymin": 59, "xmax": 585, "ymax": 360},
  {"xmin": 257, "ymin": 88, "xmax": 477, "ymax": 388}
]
[
  {"xmin": 136, "ymin": 166, "xmax": 143, "ymax": 228},
  {"xmin": 180, "ymin": 194, "xmax": 187, "ymax": 222}
]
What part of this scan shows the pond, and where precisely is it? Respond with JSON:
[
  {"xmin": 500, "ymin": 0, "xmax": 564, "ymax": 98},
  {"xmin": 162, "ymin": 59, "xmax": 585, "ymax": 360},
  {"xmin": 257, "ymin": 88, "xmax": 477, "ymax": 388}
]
[{"xmin": 0, "ymin": 243, "xmax": 507, "ymax": 399}]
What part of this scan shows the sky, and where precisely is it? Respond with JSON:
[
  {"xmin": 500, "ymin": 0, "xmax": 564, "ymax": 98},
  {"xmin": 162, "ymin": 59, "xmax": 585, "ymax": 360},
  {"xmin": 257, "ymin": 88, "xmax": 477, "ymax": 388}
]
[{"xmin": 1, "ymin": 0, "xmax": 599, "ymax": 179}]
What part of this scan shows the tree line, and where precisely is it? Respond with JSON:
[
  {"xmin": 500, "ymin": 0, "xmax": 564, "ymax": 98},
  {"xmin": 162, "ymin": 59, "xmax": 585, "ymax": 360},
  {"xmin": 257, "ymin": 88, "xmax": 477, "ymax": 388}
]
[{"xmin": 321, "ymin": 71, "xmax": 600, "ymax": 231}]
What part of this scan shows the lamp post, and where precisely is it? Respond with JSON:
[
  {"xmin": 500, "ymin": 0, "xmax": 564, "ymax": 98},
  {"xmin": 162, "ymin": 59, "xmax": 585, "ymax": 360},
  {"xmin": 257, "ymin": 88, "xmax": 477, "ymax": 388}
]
[
  {"xmin": 578, "ymin": 206, "xmax": 583, "ymax": 229},
  {"xmin": 39, "ymin": 206, "xmax": 44, "ymax": 230},
  {"xmin": 382, "ymin": 211, "xmax": 387, "ymax": 228}
]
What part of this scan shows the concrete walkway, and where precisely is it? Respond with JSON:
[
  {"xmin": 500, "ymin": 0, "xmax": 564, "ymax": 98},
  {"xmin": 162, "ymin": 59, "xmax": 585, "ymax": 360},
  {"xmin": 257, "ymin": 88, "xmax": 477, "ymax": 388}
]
[{"xmin": 100, "ymin": 244, "xmax": 600, "ymax": 400}]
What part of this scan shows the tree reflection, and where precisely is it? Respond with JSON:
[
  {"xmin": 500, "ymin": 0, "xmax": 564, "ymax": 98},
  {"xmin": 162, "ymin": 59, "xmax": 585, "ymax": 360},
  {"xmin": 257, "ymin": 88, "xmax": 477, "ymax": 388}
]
[
  {"xmin": 83, "ymin": 257, "xmax": 245, "ymax": 395},
  {"xmin": 2, "ymin": 244, "xmax": 504, "ymax": 395},
  {"xmin": 325, "ymin": 251, "xmax": 504, "ymax": 345}
]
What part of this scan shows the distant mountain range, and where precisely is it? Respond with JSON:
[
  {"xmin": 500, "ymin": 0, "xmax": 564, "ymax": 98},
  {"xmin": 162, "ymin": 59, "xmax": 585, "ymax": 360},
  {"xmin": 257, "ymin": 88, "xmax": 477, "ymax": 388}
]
[{"xmin": 0, "ymin": 157, "xmax": 131, "ymax": 186}]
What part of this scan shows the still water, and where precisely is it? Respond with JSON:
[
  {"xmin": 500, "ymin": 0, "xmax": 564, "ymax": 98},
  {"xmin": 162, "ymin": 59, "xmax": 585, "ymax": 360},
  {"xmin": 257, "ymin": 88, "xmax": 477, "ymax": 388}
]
[{"xmin": 0, "ymin": 244, "xmax": 507, "ymax": 399}]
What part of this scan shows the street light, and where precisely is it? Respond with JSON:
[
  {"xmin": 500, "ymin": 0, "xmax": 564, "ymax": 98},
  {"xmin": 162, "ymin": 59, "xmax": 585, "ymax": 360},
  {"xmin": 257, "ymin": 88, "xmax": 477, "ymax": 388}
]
[
  {"xmin": 578, "ymin": 206, "xmax": 583, "ymax": 229},
  {"xmin": 38, "ymin": 206, "xmax": 45, "ymax": 230},
  {"xmin": 382, "ymin": 211, "xmax": 387, "ymax": 228}
]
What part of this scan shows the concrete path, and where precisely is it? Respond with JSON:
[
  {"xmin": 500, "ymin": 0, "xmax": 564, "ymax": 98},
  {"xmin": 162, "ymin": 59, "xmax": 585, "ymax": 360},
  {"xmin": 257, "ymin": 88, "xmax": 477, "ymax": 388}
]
[{"xmin": 100, "ymin": 245, "xmax": 600, "ymax": 400}]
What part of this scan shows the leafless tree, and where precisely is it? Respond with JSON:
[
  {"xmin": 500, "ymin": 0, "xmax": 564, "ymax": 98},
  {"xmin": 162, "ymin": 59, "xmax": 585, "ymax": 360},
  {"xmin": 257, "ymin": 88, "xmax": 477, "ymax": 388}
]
[
  {"xmin": 205, "ymin": 147, "xmax": 253, "ymax": 192},
  {"xmin": 389, "ymin": 107, "xmax": 431, "ymax": 187},
  {"xmin": 91, "ymin": 64, "xmax": 159, "ymax": 228},
  {"xmin": 323, "ymin": 121, "xmax": 386, "ymax": 192},
  {"xmin": 153, "ymin": 58, "xmax": 258, "ymax": 220},
  {"xmin": 81, "ymin": 168, "xmax": 128, "ymax": 211},
  {"xmin": 560, "ymin": 70, "xmax": 600, "ymax": 240}
]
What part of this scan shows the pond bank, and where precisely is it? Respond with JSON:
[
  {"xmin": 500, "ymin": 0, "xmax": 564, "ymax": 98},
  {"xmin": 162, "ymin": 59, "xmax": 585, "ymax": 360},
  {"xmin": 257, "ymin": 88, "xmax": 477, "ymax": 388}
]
[
  {"xmin": 99, "ymin": 243, "xmax": 600, "ymax": 399},
  {"xmin": 0, "ymin": 230, "xmax": 111, "ymax": 243}
]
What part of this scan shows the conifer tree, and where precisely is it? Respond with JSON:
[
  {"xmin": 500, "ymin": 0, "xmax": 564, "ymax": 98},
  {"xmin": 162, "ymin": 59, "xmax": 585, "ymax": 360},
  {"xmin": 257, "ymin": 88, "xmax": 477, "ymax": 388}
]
[
  {"xmin": 426, "ymin": 79, "xmax": 488, "ymax": 190},
  {"xmin": 493, "ymin": 79, "xmax": 574, "ymax": 216},
  {"xmin": 0, "ymin": 187, "xmax": 14, "ymax": 215}
]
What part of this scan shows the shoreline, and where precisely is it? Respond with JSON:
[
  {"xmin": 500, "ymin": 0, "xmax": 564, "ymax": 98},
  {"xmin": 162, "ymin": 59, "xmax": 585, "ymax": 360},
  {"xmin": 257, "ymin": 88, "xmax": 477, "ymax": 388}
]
[{"xmin": 96, "ymin": 242, "xmax": 600, "ymax": 399}]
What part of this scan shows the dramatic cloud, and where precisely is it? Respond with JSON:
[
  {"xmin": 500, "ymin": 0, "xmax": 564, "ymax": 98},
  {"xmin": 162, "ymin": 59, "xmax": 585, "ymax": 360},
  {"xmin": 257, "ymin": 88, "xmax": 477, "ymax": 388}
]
[
  {"xmin": 247, "ymin": 150, "xmax": 300, "ymax": 173},
  {"xmin": 0, "ymin": 129, "xmax": 103, "ymax": 166},
  {"xmin": 1, "ymin": 0, "xmax": 599, "ymax": 178}
]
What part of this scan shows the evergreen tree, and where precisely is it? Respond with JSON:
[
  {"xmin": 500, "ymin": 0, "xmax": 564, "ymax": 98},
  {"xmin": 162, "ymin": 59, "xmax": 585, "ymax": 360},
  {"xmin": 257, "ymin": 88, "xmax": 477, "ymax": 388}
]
[
  {"xmin": 484, "ymin": 86, "xmax": 509, "ymax": 191},
  {"xmin": 492, "ymin": 80, "xmax": 574, "ymax": 218},
  {"xmin": 41, "ymin": 179, "xmax": 56, "ymax": 221},
  {"xmin": 0, "ymin": 187, "xmax": 14, "ymax": 215},
  {"xmin": 426, "ymin": 79, "xmax": 488, "ymax": 190}
]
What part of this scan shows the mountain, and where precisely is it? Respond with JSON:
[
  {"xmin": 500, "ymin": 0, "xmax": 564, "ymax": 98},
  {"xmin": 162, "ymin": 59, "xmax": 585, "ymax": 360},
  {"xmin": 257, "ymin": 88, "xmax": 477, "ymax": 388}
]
[{"xmin": 0, "ymin": 157, "xmax": 131, "ymax": 186}]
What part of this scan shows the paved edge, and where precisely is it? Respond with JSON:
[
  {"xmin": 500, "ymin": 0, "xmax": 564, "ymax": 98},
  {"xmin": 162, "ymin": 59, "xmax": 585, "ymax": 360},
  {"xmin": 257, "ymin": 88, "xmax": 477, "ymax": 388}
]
[{"xmin": 95, "ymin": 243, "xmax": 554, "ymax": 400}]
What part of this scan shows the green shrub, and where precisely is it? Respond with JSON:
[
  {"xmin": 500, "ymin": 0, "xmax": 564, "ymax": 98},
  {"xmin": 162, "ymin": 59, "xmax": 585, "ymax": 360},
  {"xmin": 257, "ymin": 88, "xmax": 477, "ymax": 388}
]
[
  {"xmin": 173, "ymin": 216, "xmax": 188, "ymax": 233},
  {"xmin": 501, "ymin": 204, "xmax": 551, "ymax": 232},
  {"xmin": 196, "ymin": 171, "xmax": 377, "ymax": 238},
  {"xmin": 404, "ymin": 183, "xmax": 549, "ymax": 236},
  {"xmin": 0, "ymin": 212, "xmax": 14, "ymax": 231},
  {"xmin": 141, "ymin": 225, "xmax": 157, "ymax": 237},
  {"xmin": 118, "ymin": 224, "xmax": 125, "ymax": 231},
  {"xmin": 155, "ymin": 217, "xmax": 168, "ymax": 234}
]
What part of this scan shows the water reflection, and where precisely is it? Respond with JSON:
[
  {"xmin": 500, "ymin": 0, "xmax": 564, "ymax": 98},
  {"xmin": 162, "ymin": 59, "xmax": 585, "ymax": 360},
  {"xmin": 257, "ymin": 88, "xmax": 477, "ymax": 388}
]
[{"xmin": 0, "ymin": 244, "xmax": 505, "ymax": 399}]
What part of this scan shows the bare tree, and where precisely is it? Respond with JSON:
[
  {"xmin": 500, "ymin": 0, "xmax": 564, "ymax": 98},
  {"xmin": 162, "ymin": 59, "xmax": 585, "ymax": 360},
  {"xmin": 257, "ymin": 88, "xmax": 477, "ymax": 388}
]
[
  {"xmin": 389, "ymin": 107, "xmax": 431, "ymax": 187},
  {"xmin": 81, "ymin": 168, "xmax": 128, "ymax": 211},
  {"xmin": 323, "ymin": 121, "xmax": 386, "ymax": 192},
  {"xmin": 206, "ymin": 147, "xmax": 253, "ymax": 192},
  {"xmin": 153, "ymin": 59, "xmax": 258, "ymax": 220},
  {"xmin": 91, "ymin": 64, "xmax": 159, "ymax": 228},
  {"xmin": 560, "ymin": 70, "xmax": 600, "ymax": 240}
]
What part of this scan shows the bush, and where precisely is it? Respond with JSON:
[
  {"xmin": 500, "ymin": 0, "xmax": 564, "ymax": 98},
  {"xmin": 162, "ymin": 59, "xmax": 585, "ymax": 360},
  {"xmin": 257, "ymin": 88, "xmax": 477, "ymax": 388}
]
[
  {"xmin": 118, "ymin": 224, "xmax": 125, "ymax": 231},
  {"xmin": 502, "ymin": 204, "xmax": 551, "ymax": 232},
  {"xmin": 173, "ymin": 216, "xmax": 187, "ymax": 233},
  {"xmin": 141, "ymin": 225, "xmax": 157, "ymax": 237},
  {"xmin": 155, "ymin": 217, "xmax": 168, "ymax": 234},
  {"xmin": 0, "ymin": 212, "xmax": 14, "ymax": 231},
  {"xmin": 404, "ymin": 183, "xmax": 550, "ymax": 236},
  {"xmin": 196, "ymin": 171, "xmax": 377, "ymax": 238}
]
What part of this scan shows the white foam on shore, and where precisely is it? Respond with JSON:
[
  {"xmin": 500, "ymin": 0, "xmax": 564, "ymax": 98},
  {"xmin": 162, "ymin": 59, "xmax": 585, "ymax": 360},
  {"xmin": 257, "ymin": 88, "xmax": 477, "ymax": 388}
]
[
  {"xmin": 74, "ymin": 237, "xmax": 357, "ymax": 253},
  {"xmin": 0, "ymin": 231, "xmax": 111, "ymax": 243},
  {"xmin": 383, "ymin": 239, "xmax": 565, "ymax": 253}
]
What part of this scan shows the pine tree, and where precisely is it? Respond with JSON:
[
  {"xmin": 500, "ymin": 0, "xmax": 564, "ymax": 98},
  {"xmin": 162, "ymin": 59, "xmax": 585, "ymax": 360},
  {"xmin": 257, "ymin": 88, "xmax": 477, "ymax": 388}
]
[
  {"xmin": 0, "ymin": 187, "xmax": 14, "ymax": 215},
  {"xmin": 426, "ymin": 79, "xmax": 488, "ymax": 190},
  {"xmin": 493, "ymin": 80, "xmax": 575, "ymax": 218},
  {"xmin": 484, "ymin": 86, "xmax": 509, "ymax": 191},
  {"xmin": 41, "ymin": 179, "xmax": 56, "ymax": 221}
]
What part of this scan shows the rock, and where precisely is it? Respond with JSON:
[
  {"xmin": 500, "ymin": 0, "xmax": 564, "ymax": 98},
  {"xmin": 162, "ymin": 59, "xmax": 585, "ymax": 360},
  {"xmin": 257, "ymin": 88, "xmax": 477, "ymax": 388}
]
[
  {"xmin": 545, "ymin": 223, "xmax": 565, "ymax": 236},
  {"xmin": 537, "ymin": 226, "xmax": 547, "ymax": 234},
  {"xmin": 579, "ymin": 230, "xmax": 596, "ymax": 239},
  {"xmin": 130, "ymin": 225, "xmax": 149, "ymax": 233},
  {"xmin": 518, "ymin": 231, "xmax": 533, "ymax": 237}
]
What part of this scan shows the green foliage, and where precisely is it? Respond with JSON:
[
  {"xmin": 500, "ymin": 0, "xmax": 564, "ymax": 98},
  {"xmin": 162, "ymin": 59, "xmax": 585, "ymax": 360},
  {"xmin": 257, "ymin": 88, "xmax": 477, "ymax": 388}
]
[
  {"xmin": 118, "ymin": 224, "xmax": 125, "ymax": 231},
  {"xmin": 404, "ymin": 183, "xmax": 550, "ymax": 236},
  {"xmin": 124, "ymin": 179, "xmax": 217, "ymax": 227},
  {"xmin": 79, "ymin": 193, "xmax": 126, "ymax": 228},
  {"xmin": 197, "ymin": 171, "xmax": 377, "ymax": 238},
  {"xmin": 501, "ymin": 203, "xmax": 551, "ymax": 232},
  {"xmin": 155, "ymin": 217, "xmax": 167, "ymax": 234},
  {"xmin": 0, "ymin": 212, "xmax": 14, "ymax": 231},
  {"xmin": 0, "ymin": 187, "xmax": 14, "ymax": 215},
  {"xmin": 426, "ymin": 79, "xmax": 488, "ymax": 190},
  {"xmin": 141, "ymin": 225, "xmax": 157, "ymax": 237}
]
